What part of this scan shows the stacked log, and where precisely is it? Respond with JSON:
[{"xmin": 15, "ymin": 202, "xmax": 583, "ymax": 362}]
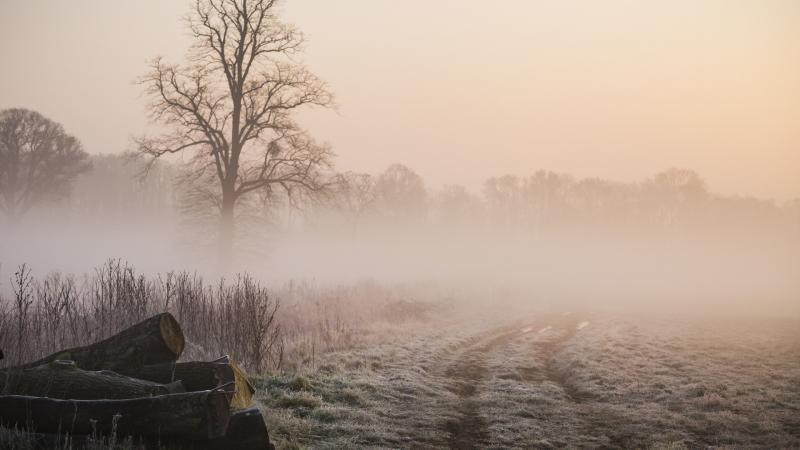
[
  {"xmin": 19, "ymin": 313, "xmax": 185, "ymax": 371},
  {"xmin": 116, "ymin": 355, "xmax": 255, "ymax": 409},
  {"xmin": 0, "ymin": 313, "xmax": 274, "ymax": 450}
]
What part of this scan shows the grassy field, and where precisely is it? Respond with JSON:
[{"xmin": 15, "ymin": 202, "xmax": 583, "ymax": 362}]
[
  {"xmin": 256, "ymin": 309, "xmax": 800, "ymax": 449},
  {"xmin": 1, "ymin": 266, "xmax": 797, "ymax": 449}
]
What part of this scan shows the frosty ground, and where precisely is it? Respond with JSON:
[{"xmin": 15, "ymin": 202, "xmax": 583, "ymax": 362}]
[{"xmin": 256, "ymin": 307, "xmax": 800, "ymax": 449}]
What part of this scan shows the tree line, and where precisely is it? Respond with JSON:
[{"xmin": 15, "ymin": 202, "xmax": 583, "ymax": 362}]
[
  {"xmin": 2, "ymin": 136, "xmax": 797, "ymax": 242},
  {"xmin": 2, "ymin": 0, "xmax": 797, "ymax": 253}
]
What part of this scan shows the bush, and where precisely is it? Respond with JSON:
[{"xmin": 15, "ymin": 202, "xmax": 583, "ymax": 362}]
[{"xmin": 0, "ymin": 260, "xmax": 281, "ymax": 373}]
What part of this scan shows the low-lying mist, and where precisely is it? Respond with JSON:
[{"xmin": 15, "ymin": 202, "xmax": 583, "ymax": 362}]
[{"xmin": 1, "ymin": 156, "xmax": 797, "ymax": 318}]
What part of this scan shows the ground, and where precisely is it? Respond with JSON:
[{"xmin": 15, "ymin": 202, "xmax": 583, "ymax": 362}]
[{"xmin": 255, "ymin": 307, "xmax": 800, "ymax": 449}]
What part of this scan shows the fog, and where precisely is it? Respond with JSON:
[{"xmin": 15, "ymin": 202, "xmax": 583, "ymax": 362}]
[
  {"xmin": 1, "ymin": 0, "xmax": 799, "ymax": 321},
  {"xmin": 3, "ymin": 4, "xmax": 800, "ymax": 448},
  {"xmin": 1, "ymin": 156, "xmax": 797, "ymax": 319}
]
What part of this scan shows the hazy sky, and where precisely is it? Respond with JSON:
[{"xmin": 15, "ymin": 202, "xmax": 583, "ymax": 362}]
[{"xmin": 1, "ymin": 0, "xmax": 798, "ymax": 201}]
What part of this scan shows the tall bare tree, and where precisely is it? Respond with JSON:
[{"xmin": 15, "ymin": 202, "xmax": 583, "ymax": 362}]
[
  {"xmin": 0, "ymin": 108, "xmax": 91, "ymax": 220},
  {"xmin": 137, "ymin": 0, "xmax": 334, "ymax": 259}
]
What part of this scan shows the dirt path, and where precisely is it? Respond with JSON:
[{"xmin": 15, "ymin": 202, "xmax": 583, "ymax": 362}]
[
  {"xmin": 434, "ymin": 315, "xmax": 587, "ymax": 449},
  {"xmin": 439, "ymin": 325, "xmax": 523, "ymax": 449}
]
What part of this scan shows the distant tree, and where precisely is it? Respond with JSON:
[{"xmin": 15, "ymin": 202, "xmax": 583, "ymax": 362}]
[
  {"xmin": 571, "ymin": 177, "xmax": 633, "ymax": 229},
  {"xmin": 484, "ymin": 175, "xmax": 521, "ymax": 227},
  {"xmin": 651, "ymin": 168, "xmax": 707, "ymax": 201},
  {"xmin": 521, "ymin": 170, "xmax": 575, "ymax": 229},
  {"xmin": 645, "ymin": 168, "xmax": 708, "ymax": 228},
  {"xmin": 374, "ymin": 164, "xmax": 427, "ymax": 220},
  {"xmin": 436, "ymin": 184, "xmax": 482, "ymax": 226},
  {"xmin": 0, "ymin": 108, "xmax": 91, "ymax": 220},
  {"xmin": 331, "ymin": 172, "xmax": 376, "ymax": 235},
  {"xmin": 71, "ymin": 154, "xmax": 176, "ymax": 220},
  {"xmin": 137, "ymin": 0, "xmax": 334, "ymax": 259}
]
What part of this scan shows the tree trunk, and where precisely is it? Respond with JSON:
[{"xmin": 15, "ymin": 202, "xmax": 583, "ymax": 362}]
[
  {"xmin": 19, "ymin": 313, "xmax": 184, "ymax": 372},
  {"xmin": 219, "ymin": 189, "xmax": 236, "ymax": 265},
  {"xmin": 1, "ymin": 360, "xmax": 184, "ymax": 400},
  {"xmin": 0, "ymin": 389, "xmax": 230, "ymax": 440},
  {"xmin": 116, "ymin": 356, "xmax": 254, "ymax": 409}
]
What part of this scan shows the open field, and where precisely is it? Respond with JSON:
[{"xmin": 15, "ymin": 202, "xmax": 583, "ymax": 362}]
[
  {"xmin": 2, "ymin": 266, "xmax": 797, "ymax": 449},
  {"xmin": 257, "ymin": 308, "xmax": 800, "ymax": 449}
]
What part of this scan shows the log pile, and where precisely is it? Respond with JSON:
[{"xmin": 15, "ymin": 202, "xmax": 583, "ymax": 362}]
[{"xmin": 0, "ymin": 313, "xmax": 273, "ymax": 450}]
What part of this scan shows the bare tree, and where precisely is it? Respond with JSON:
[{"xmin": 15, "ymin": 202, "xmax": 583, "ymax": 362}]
[
  {"xmin": 435, "ymin": 184, "xmax": 482, "ymax": 227},
  {"xmin": 484, "ymin": 174, "xmax": 522, "ymax": 228},
  {"xmin": 0, "ymin": 109, "xmax": 91, "ymax": 220},
  {"xmin": 137, "ymin": 0, "xmax": 334, "ymax": 259},
  {"xmin": 331, "ymin": 172, "xmax": 376, "ymax": 237},
  {"xmin": 645, "ymin": 168, "xmax": 708, "ymax": 228},
  {"xmin": 374, "ymin": 164, "xmax": 428, "ymax": 221}
]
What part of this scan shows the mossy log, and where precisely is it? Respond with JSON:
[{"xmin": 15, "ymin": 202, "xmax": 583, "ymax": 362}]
[
  {"xmin": 0, "ymin": 389, "xmax": 230, "ymax": 440},
  {"xmin": 1, "ymin": 360, "xmax": 184, "ymax": 399},
  {"xmin": 20, "ymin": 313, "xmax": 185, "ymax": 372},
  {"xmin": 118, "ymin": 356, "xmax": 254, "ymax": 409}
]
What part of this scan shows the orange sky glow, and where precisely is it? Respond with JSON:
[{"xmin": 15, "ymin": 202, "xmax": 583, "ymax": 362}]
[{"xmin": 1, "ymin": 0, "xmax": 797, "ymax": 201}]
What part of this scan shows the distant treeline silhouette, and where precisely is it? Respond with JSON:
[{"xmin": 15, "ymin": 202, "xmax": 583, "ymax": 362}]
[{"xmin": 30, "ymin": 154, "xmax": 797, "ymax": 241}]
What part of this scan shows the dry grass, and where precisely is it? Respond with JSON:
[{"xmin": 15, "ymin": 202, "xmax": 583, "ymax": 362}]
[
  {"xmin": 3, "ymin": 266, "xmax": 798, "ymax": 449},
  {"xmin": 0, "ymin": 261, "xmax": 282, "ymax": 373},
  {"xmin": 0, "ymin": 261, "xmax": 441, "ymax": 373},
  {"xmin": 0, "ymin": 261, "xmax": 446, "ymax": 449}
]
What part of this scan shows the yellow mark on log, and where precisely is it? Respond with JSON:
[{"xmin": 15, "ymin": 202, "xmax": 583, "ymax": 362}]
[{"xmin": 229, "ymin": 360, "xmax": 255, "ymax": 409}]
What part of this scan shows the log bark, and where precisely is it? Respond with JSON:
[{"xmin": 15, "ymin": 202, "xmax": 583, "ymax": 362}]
[
  {"xmin": 117, "ymin": 360, "xmax": 231, "ymax": 392},
  {"xmin": 0, "ymin": 389, "xmax": 230, "ymax": 440},
  {"xmin": 20, "ymin": 313, "xmax": 185, "ymax": 372},
  {"xmin": 172, "ymin": 408, "xmax": 274, "ymax": 450},
  {"xmin": 117, "ymin": 356, "xmax": 254, "ymax": 409},
  {"xmin": 0, "ymin": 429, "xmax": 132, "ymax": 450},
  {"xmin": 1, "ymin": 360, "xmax": 184, "ymax": 399},
  {"xmin": 1, "ymin": 409, "xmax": 274, "ymax": 450}
]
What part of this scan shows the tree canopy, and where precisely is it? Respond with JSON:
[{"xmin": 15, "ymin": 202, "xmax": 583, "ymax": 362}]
[{"xmin": 0, "ymin": 108, "xmax": 91, "ymax": 219}]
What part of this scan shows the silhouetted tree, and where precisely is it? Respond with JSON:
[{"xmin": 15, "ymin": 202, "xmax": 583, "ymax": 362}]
[
  {"xmin": 330, "ymin": 172, "xmax": 376, "ymax": 236},
  {"xmin": 71, "ymin": 154, "xmax": 176, "ymax": 220},
  {"xmin": 521, "ymin": 171, "xmax": 575, "ymax": 230},
  {"xmin": 644, "ymin": 168, "xmax": 708, "ymax": 228},
  {"xmin": 374, "ymin": 164, "xmax": 427, "ymax": 220},
  {"xmin": 0, "ymin": 108, "xmax": 91, "ymax": 220},
  {"xmin": 571, "ymin": 177, "xmax": 634, "ymax": 230},
  {"xmin": 137, "ymin": 0, "xmax": 334, "ymax": 260},
  {"xmin": 485, "ymin": 175, "xmax": 522, "ymax": 227},
  {"xmin": 435, "ymin": 184, "xmax": 483, "ymax": 227}
]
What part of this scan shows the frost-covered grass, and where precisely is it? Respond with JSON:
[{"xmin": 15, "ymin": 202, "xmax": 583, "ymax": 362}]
[{"xmin": 257, "ymin": 311, "xmax": 800, "ymax": 449}]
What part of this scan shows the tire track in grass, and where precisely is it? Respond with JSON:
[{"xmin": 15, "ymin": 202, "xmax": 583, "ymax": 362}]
[
  {"xmin": 438, "ymin": 322, "xmax": 538, "ymax": 449},
  {"xmin": 536, "ymin": 316, "xmax": 640, "ymax": 449},
  {"xmin": 439, "ymin": 315, "xmax": 588, "ymax": 448},
  {"xmin": 540, "ymin": 316, "xmax": 594, "ymax": 402}
]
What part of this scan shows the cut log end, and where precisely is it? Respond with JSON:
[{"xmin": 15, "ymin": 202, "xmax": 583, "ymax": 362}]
[
  {"xmin": 160, "ymin": 313, "xmax": 185, "ymax": 357},
  {"xmin": 229, "ymin": 360, "xmax": 255, "ymax": 409}
]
